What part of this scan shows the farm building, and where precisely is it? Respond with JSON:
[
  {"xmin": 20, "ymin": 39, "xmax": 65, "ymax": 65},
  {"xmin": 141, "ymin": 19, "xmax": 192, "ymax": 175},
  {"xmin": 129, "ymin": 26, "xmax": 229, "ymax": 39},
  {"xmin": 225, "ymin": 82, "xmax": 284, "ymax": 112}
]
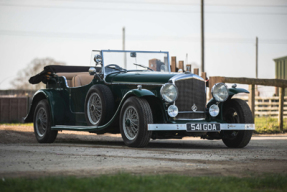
[{"xmin": 274, "ymin": 55, "xmax": 287, "ymax": 96}]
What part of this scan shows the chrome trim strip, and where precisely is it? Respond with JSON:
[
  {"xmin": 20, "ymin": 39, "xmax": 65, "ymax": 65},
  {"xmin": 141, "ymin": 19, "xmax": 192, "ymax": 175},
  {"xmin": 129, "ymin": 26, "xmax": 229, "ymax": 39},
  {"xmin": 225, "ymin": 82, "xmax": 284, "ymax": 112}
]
[
  {"xmin": 61, "ymin": 76, "xmax": 69, "ymax": 88},
  {"xmin": 175, "ymin": 118, "xmax": 206, "ymax": 121},
  {"xmin": 178, "ymin": 111, "xmax": 206, "ymax": 114},
  {"xmin": 111, "ymin": 82, "xmax": 163, "ymax": 86},
  {"xmin": 102, "ymin": 50, "xmax": 169, "ymax": 54},
  {"xmin": 52, "ymin": 125, "xmax": 98, "ymax": 130},
  {"xmin": 148, "ymin": 123, "xmax": 255, "ymax": 131},
  {"xmin": 169, "ymin": 73, "xmax": 205, "ymax": 84},
  {"xmin": 148, "ymin": 124, "xmax": 187, "ymax": 131},
  {"xmin": 221, "ymin": 124, "xmax": 255, "ymax": 130}
]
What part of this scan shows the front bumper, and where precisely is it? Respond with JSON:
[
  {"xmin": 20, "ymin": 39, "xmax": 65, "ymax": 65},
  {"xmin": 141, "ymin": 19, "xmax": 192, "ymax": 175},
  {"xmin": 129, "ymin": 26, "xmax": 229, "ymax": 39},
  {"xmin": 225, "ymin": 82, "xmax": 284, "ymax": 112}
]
[{"xmin": 148, "ymin": 123, "xmax": 255, "ymax": 132}]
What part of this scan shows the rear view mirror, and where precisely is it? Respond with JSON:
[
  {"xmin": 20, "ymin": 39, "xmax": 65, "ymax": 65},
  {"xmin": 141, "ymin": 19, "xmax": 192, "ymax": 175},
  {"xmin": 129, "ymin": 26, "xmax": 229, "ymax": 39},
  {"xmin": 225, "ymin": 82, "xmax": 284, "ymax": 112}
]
[{"xmin": 130, "ymin": 52, "xmax": 136, "ymax": 57}]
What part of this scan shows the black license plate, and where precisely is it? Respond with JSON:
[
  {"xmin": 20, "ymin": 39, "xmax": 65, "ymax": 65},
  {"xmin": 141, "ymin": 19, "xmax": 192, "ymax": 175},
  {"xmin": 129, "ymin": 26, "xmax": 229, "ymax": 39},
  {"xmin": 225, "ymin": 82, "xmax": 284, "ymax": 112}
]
[{"xmin": 186, "ymin": 123, "xmax": 220, "ymax": 132}]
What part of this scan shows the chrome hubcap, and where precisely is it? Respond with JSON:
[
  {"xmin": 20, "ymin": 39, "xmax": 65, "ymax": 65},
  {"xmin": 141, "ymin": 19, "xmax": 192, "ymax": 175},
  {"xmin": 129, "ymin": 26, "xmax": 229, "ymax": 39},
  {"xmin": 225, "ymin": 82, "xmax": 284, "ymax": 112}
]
[
  {"xmin": 35, "ymin": 107, "xmax": 47, "ymax": 137},
  {"xmin": 123, "ymin": 106, "xmax": 139, "ymax": 140},
  {"xmin": 87, "ymin": 92, "xmax": 102, "ymax": 125}
]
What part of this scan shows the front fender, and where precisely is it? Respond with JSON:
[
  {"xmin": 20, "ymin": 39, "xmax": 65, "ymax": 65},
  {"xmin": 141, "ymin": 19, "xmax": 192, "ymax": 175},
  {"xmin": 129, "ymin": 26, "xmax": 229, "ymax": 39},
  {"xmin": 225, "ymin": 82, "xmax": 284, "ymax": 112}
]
[
  {"xmin": 207, "ymin": 87, "xmax": 249, "ymax": 106},
  {"xmin": 228, "ymin": 87, "xmax": 249, "ymax": 96},
  {"xmin": 125, "ymin": 89, "xmax": 156, "ymax": 98},
  {"xmin": 24, "ymin": 90, "xmax": 54, "ymax": 124}
]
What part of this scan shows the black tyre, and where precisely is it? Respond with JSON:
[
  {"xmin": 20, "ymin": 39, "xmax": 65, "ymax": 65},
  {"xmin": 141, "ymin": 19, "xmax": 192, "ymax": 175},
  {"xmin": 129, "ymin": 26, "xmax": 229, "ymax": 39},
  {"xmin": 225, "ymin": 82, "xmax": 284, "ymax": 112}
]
[
  {"xmin": 33, "ymin": 99, "xmax": 58, "ymax": 143},
  {"xmin": 120, "ymin": 96, "xmax": 153, "ymax": 147},
  {"xmin": 222, "ymin": 99, "xmax": 253, "ymax": 148},
  {"xmin": 85, "ymin": 84, "xmax": 115, "ymax": 126}
]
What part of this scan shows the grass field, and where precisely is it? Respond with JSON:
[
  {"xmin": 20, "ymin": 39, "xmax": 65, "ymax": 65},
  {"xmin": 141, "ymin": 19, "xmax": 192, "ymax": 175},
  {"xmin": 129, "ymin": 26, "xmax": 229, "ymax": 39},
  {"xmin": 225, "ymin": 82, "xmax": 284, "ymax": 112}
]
[
  {"xmin": 255, "ymin": 117, "xmax": 287, "ymax": 134},
  {"xmin": 1, "ymin": 173, "xmax": 286, "ymax": 192}
]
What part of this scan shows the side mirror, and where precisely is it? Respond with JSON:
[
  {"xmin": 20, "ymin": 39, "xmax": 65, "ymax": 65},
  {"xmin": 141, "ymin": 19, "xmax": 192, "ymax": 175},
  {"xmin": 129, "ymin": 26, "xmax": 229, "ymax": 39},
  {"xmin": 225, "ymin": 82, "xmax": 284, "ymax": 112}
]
[
  {"xmin": 89, "ymin": 67, "xmax": 96, "ymax": 75},
  {"xmin": 130, "ymin": 52, "xmax": 136, "ymax": 57}
]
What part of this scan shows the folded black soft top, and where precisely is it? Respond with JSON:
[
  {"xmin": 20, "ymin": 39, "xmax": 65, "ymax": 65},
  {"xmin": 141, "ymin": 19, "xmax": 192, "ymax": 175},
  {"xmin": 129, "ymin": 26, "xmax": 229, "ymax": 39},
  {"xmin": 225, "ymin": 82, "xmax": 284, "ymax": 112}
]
[
  {"xmin": 44, "ymin": 65, "xmax": 92, "ymax": 73},
  {"xmin": 29, "ymin": 65, "xmax": 98, "ymax": 84}
]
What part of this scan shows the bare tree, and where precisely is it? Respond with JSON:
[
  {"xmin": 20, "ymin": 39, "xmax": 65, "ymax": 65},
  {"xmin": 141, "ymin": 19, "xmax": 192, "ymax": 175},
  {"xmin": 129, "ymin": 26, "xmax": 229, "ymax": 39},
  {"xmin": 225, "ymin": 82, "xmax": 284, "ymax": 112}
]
[{"xmin": 11, "ymin": 58, "xmax": 65, "ymax": 90}]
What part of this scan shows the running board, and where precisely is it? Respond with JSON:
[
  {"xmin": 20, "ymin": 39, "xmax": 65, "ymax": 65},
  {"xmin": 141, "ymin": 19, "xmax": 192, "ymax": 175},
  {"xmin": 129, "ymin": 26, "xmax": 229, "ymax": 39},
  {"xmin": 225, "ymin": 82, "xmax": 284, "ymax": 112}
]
[{"xmin": 51, "ymin": 125, "xmax": 103, "ymax": 131}]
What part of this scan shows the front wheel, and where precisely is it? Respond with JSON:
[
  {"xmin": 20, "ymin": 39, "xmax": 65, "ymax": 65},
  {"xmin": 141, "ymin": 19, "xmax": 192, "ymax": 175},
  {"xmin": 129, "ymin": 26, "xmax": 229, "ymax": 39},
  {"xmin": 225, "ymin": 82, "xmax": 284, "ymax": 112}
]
[
  {"xmin": 120, "ymin": 97, "xmax": 153, "ymax": 147},
  {"xmin": 33, "ymin": 99, "xmax": 58, "ymax": 143},
  {"xmin": 222, "ymin": 99, "xmax": 253, "ymax": 148}
]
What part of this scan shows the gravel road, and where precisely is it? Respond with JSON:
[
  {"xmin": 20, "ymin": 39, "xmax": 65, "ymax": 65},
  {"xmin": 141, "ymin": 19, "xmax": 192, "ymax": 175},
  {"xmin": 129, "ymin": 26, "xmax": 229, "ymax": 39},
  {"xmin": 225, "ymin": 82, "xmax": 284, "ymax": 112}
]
[{"xmin": 0, "ymin": 126, "xmax": 286, "ymax": 177}]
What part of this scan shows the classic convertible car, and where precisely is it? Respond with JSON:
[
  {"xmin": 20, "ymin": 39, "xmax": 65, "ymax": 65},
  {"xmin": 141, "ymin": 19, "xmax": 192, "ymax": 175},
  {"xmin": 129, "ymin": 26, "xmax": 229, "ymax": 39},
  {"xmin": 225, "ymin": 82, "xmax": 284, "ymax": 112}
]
[{"xmin": 25, "ymin": 50, "xmax": 255, "ymax": 148}]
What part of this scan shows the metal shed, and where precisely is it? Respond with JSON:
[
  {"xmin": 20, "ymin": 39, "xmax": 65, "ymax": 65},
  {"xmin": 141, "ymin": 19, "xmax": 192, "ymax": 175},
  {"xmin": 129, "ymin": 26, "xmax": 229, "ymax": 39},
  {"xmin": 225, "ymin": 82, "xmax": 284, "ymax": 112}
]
[{"xmin": 274, "ymin": 55, "xmax": 287, "ymax": 96}]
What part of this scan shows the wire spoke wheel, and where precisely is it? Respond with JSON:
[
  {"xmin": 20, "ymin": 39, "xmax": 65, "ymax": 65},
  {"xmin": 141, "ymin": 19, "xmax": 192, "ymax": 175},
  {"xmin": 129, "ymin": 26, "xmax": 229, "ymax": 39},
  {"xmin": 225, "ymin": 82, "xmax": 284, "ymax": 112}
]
[
  {"xmin": 123, "ymin": 106, "xmax": 139, "ymax": 140},
  {"xmin": 120, "ymin": 96, "xmax": 153, "ymax": 147},
  {"xmin": 87, "ymin": 92, "xmax": 102, "ymax": 125}
]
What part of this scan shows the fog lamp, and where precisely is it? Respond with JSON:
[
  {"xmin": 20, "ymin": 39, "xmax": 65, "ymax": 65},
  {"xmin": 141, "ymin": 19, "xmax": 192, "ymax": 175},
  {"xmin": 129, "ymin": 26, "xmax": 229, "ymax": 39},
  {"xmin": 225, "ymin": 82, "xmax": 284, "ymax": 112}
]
[
  {"xmin": 168, "ymin": 105, "xmax": 178, "ymax": 117},
  {"xmin": 209, "ymin": 104, "xmax": 220, "ymax": 117}
]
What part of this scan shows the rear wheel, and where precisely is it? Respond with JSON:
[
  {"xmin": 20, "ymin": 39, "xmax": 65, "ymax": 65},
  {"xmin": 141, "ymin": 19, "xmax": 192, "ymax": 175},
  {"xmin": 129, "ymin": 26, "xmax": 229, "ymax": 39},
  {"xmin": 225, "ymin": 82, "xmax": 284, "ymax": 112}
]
[
  {"xmin": 120, "ymin": 97, "xmax": 153, "ymax": 147},
  {"xmin": 33, "ymin": 99, "xmax": 58, "ymax": 143},
  {"xmin": 222, "ymin": 99, "xmax": 253, "ymax": 148},
  {"xmin": 85, "ymin": 84, "xmax": 115, "ymax": 126}
]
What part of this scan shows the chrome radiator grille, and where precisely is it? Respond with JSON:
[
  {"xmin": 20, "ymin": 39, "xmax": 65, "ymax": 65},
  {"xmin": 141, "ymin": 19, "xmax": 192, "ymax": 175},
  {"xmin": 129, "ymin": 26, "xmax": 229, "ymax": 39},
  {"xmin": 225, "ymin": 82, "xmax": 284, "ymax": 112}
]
[{"xmin": 175, "ymin": 78, "xmax": 206, "ymax": 119}]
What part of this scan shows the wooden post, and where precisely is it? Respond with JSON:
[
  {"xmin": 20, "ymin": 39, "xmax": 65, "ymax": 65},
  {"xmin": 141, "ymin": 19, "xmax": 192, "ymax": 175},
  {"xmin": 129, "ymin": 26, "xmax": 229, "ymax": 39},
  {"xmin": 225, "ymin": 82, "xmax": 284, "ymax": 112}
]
[
  {"xmin": 201, "ymin": 72, "xmax": 206, "ymax": 80},
  {"xmin": 186, "ymin": 64, "xmax": 191, "ymax": 72},
  {"xmin": 256, "ymin": 37, "xmax": 258, "ymax": 79},
  {"xmin": 248, "ymin": 84, "xmax": 255, "ymax": 119},
  {"xmin": 193, "ymin": 68, "xmax": 199, "ymax": 75},
  {"xmin": 279, "ymin": 87, "xmax": 284, "ymax": 131},
  {"xmin": 178, "ymin": 61, "xmax": 184, "ymax": 71},
  {"xmin": 171, "ymin": 57, "xmax": 176, "ymax": 72}
]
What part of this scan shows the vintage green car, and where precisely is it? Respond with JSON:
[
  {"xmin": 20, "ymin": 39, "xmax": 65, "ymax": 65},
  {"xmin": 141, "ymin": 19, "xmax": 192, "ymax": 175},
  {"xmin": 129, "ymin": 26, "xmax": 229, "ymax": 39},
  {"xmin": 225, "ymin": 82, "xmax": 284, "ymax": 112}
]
[{"xmin": 25, "ymin": 50, "xmax": 255, "ymax": 148}]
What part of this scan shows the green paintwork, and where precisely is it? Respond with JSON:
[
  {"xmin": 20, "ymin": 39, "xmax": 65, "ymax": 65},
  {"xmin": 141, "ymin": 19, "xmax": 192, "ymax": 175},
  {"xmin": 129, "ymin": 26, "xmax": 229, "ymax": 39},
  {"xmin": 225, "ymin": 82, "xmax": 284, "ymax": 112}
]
[
  {"xmin": 51, "ymin": 89, "xmax": 157, "ymax": 131},
  {"xmin": 206, "ymin": 87, "xmax": 250, "ymax": 122},
  {"xmin": 106, "ymin": 72, "xmax": 176, "ymax": 84},
  {"xmin": 207, "ymin": 87, "xmax": 249, "ymax": 107},
  {"xmin": 25, "ymin": 68, "xmax": 250, "ymax": 132},
  {"xmin": 228, "ymin": 88, "xmax": 249, "ymax": 96},
  {"xmin": 128, "ymin": 89, "xmax": 155, "ymax": 97}
]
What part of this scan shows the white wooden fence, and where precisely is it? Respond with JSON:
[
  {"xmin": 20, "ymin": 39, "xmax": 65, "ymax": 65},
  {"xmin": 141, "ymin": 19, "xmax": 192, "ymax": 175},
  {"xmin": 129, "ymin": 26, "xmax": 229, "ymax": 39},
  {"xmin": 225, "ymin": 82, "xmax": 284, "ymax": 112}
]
[{"xmin": 234, "ymin": 96, "xmax": 287, "ymax": 118}]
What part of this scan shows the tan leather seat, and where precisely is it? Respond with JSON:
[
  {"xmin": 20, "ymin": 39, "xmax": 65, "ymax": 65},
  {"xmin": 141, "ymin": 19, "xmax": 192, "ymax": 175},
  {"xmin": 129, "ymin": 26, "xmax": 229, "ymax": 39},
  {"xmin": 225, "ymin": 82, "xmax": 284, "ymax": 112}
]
[
  {"xmin": 56, "ymin": 72, "xmax": 91, "ymax": 87},
  {"xmin": 72, "ymin": 74, "xmax": 94, "ymax": 87}
]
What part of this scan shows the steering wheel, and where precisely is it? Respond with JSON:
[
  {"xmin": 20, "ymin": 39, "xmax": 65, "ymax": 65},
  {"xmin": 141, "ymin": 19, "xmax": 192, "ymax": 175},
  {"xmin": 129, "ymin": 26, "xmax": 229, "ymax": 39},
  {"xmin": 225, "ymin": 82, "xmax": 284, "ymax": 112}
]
[
  {"xmin": 105, "ymin": 64, "xmax": 123, "ymax": 71},
  {"xmin": 105, "ymin": 64, "xmax": 126, "ymax": 74}
]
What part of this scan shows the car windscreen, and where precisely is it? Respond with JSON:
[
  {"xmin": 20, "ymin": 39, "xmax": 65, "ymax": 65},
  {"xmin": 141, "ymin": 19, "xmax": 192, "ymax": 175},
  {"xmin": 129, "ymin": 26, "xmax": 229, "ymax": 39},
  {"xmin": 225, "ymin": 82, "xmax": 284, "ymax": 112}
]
[{"xmin": 102, "ymin": 51, "xmax": 169, "ymax": 74}]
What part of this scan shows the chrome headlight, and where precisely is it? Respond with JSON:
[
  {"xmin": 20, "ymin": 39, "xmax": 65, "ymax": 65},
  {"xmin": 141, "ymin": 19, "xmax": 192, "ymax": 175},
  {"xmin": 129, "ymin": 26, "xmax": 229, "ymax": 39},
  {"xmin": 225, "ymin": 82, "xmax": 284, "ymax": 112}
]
[
  {"xmin": 160, "ymin": 83, "xmax": 178, "ymax": 103},
  {"xmin": 211, "ymin": 83, "xmax": 228, "ymax": 102}
]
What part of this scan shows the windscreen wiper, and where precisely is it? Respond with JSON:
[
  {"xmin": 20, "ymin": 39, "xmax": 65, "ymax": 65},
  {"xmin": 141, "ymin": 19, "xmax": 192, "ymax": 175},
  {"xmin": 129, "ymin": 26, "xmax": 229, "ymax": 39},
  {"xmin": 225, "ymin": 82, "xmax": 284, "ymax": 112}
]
[{"xmin": 133, "ymin": 63, "xmax": 153, "ymax": 71}]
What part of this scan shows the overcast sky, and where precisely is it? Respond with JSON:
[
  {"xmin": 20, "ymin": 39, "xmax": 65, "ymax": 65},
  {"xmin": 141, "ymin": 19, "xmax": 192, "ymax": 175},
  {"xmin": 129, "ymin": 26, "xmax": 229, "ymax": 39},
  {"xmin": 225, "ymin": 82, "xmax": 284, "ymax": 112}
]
[{"xmin": 0, "ymin": 0, "xmax": 286, "ymax": 95}]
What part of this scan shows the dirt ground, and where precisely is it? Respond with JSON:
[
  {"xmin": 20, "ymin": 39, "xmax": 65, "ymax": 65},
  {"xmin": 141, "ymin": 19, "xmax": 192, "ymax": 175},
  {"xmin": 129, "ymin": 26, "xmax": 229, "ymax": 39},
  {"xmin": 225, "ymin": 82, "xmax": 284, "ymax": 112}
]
[{"xmin": 0, "ymin": 125, "xmax": 287, "ymax": 178}]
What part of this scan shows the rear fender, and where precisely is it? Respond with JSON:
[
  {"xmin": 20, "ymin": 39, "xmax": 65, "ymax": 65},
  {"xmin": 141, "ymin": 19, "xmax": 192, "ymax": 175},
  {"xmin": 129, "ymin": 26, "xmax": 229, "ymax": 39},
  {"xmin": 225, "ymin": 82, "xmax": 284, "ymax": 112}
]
[{"xmin": 24, "ymin": 90, "xmax": 54, "ymax": 124}]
